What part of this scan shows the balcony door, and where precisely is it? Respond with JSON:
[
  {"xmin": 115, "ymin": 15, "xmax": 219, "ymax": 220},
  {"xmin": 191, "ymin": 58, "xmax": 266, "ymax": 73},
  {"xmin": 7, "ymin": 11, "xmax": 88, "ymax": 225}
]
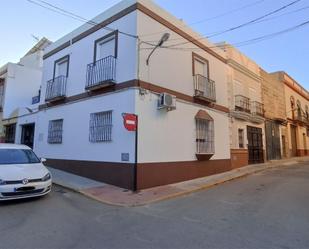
[
  {"xmin": 54, "ymin": 57, "xmax": 69, "ymax": 78},
  {"xmin": 95, "ymin": 35, "xmax": 116, "ymax": 61},
  {"xmin": 194, "ymin": 58, "xmax": 209, "ymax": 78}
]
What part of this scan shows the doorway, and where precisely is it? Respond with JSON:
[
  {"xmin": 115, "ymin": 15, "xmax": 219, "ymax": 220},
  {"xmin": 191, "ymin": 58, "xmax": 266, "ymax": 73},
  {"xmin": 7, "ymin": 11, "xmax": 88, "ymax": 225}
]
[
  {"xmin": 290, "ymin": 125, "xmax": 297, "ymax": 157},
  {"xmin": 265, "ymin": 121, "xmax": 281, "ymax": 160},
  {"xmin": 247, "ymin": 126, "xmax": 264, "ymax": 164},
  {"xmin": 21, "ymin": 123, "xmax": 35, "ymax": 149}
]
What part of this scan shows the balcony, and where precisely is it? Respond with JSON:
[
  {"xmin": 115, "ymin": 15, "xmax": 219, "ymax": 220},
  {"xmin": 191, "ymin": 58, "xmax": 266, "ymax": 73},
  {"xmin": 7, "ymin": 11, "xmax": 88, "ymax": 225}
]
[
  {"xmin": 250, "ymin": 101, "xmax": 265, "ymax": 124},
  {"xmin": 85, "ymin": 55, "xmax": 116, "ymax": 91},
  {"xmin": 45, "ymin": 75, "xmax": 67, "ymax": 102},
  {"xmin": 231, "ymin": 95, "xmax": 251, "ymax": 121},
  {"xmin": 294, "ymin": 111, "xmax": 309, "ymax": 125},
  {"xmin": 193, "ymin": 74, "xmax": 216, "ymax": 102}
]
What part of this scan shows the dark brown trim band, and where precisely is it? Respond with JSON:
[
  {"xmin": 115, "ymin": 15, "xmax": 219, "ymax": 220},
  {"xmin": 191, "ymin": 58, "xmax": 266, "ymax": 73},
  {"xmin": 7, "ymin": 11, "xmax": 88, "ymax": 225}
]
[
  {"xmin": 43, "ymin": 3, "xmax": 226, "ymax": 64},
  {"xmin": 39, "ymin": 79, "xmax": 229, "ymax": 113},
  {"xmin": 43, "ymin": 41, "xmax": 71, "ymax": 60},
  {"xmin": 137, "ymin": 159, "xmax": 231, "ymax": 189},
  {"xmin": 46, "ymin": 158, "xmax": 231, "ymax": 190},
  {"xmin": 46, "ymin": 158, "xmax": 134, "ymax": 189},
  {"xmin": 72, "ymin": 4, "xmax": 137, "ymax": 44},
  {"xmin": 136, "ymin": 3, "xmax": 227, "ymax": 64}
]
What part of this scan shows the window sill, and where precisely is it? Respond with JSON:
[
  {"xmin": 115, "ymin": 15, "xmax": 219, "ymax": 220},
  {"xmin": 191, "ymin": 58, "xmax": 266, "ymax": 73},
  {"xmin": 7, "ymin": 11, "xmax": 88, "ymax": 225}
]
[{"xmin": 196, "ymin": 153, "xmax": 214, "ymax": 161}]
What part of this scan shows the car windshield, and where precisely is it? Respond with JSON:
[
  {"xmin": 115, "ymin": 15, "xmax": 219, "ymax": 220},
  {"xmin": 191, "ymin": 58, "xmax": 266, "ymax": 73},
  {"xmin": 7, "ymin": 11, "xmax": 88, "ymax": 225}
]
[{"xmin": 0, "ymin": 149, "xmax": 41, "ymax": 165}]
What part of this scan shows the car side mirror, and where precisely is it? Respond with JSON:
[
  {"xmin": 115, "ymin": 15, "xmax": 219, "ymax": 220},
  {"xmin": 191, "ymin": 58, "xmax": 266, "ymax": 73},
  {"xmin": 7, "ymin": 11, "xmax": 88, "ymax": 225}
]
[{"xmin": 41, "ymin": 158, "xmax": 47, "ymax": 163}]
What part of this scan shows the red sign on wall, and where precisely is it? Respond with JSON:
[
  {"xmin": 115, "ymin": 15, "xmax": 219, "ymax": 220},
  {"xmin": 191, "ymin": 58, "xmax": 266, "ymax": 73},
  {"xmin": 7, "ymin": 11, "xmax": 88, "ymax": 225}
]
[{"xmin": 122, "ymin": 113, "xmax": 138, "ymax": 131}]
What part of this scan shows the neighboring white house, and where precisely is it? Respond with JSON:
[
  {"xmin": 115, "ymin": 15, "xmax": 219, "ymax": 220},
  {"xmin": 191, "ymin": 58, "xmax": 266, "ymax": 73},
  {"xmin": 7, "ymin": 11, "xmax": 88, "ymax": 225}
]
[
  {"xmin": 0, "ymin": 38, "xmax": 51, "ymax": 147},
  {"xmin": 29, "ymin": 0, "xmax": 231, "ymax": 190}
]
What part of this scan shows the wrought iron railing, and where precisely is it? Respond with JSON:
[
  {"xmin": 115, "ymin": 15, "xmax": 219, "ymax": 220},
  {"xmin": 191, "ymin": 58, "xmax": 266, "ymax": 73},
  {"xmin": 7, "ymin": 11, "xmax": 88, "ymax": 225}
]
[
  {"xmin": 45, "ymin": 75, "xmax": 67, "ymax": 101},
  {"xmin": 251, "ymin": 101, "xmax": 264, "ymax": 117},
  {"xmin": 235, "ymin": 95, "xmax": 251, "ymax": 113},
  {"xmin": 86, "ymin": 55, "xmax": 116, "ymax": 89},
  {"xmin": 193, "ymin": 74, "xmax": 216, "ymax": 102}
]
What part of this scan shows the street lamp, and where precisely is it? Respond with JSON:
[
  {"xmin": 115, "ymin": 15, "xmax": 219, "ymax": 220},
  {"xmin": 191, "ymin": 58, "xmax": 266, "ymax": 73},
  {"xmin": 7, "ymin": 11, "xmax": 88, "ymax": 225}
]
[{"xmin": 146, "ymin": 33, "xmax": 170, "ymax": 65}]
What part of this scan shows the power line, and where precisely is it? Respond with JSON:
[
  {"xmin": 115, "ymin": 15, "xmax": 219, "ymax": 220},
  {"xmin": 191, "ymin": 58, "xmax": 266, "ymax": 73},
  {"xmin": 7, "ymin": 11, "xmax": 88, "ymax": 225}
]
[
  {"xmin": 26, "ymin": 0, "xmax": 138, "ymax": 39},
  {"xmin": 163, "ymin": 0, "xmax": 302, "ymax": 48},
  {"xmin": 140, "ymin": 0, "xmax": 266, "ymax": 38},
  {"xmin": 207, "ymin": 0, "xmax": 302, "ymax": 38},
  {"xmin": 140, "ymin": 19, "xmax": 309, "ymax": 52}
]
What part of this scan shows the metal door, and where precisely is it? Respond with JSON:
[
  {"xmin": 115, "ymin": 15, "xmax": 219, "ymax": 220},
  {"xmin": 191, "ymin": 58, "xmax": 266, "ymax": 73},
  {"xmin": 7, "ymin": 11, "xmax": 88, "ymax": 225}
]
[
  {"xmin": 265, "ymin": 121, "xmax": 281, "ymax": 160},
  {"xmin": 247, "ymin": 126, "xmax": 264, "ymax": 164}
]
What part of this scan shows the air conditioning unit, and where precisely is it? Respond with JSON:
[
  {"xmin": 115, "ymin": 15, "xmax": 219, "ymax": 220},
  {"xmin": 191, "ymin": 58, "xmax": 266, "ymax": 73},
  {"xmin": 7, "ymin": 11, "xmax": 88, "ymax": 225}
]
[{"xmin": 157, "ymin": 93, "xmax": 176, "ymax": 111}]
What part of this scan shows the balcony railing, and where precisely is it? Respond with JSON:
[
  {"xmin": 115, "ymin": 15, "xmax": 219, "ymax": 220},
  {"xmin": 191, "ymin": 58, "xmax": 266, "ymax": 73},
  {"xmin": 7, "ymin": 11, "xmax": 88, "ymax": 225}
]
[
  {"xmin": 235, "ymin": 95, "xmax": 250, "ymax": 113},
  {"xmin": 193, "ymin": 74, "xmax": 216, "ymax": 102},
  {"xmin": 251, "ymin": 101, "xmax": 264, "ymax": 117},
  {"xmin": 86, "ymin": 55, "xmax": 116, "ymax": 90},
  {"xmin": 45, "ymin": 75, "xmax": 67, "ymax": 102}
]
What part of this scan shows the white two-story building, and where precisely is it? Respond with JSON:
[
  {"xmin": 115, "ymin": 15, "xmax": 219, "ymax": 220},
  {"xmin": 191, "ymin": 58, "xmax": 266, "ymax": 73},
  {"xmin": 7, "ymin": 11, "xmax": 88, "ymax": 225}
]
[
  {"xmin": 0, "ymin": 38, "xmax": 51, "ymax": 147},
  {"xmin": 33, "ymin": 0, "xmax": 231, "ymax": 190}
]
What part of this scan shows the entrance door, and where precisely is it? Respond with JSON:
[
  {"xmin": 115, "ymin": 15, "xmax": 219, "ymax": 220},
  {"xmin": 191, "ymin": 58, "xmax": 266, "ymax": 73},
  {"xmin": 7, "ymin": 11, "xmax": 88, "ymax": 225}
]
[
  {"xmin": 21, "ymin": 124, "xmax": 35, "ymax": 149},
  {"xmin": 265, "ymin": 121, "xmax": 281, "ymax": 160},
  {"xmin": 290, "ymin": 125, "xmax": 297, "ymax": 157},
  {"xmin": 247, "ymin": 126, "xmax": 264, "ymax": 164}
]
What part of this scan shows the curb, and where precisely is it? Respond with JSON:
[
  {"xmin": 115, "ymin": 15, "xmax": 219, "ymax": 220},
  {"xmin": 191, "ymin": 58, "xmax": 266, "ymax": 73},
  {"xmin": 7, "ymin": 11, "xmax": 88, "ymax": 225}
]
[{"xmin": 52, "ymin": 159, "xmax": 304, "ymax": 207}]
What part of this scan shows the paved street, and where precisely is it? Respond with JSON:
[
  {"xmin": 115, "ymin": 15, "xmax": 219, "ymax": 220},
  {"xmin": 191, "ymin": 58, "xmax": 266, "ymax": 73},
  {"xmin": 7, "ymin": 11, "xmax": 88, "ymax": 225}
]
[{"xmin": 1, "ymin": 162, "xmax": 309, "ymax": 249}]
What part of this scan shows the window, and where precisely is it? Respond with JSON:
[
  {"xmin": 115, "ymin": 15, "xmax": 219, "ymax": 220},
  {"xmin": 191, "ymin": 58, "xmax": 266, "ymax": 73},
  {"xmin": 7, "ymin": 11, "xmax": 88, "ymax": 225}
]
[
  {"xmin": 195, "ymin": 110, "xmax": 214, "ymax": 154},
  {"xmin": 53, "ymin": 55, "xmax": 69, "ymax": 78},
  {"xmin": 94, "ymin": 31, "xmax": 118, "ymax": 62},
  {"xmin": 89, "ymin": 111, "xmax": 112, "ymax": 142},
  {"xmin": 305, "ymin": 105, "xmax": 309, "ymax": 120},
  {"xmin": 238, "ymin": 129, "xmax": 244, "ymax": 148},
  {"xmin": 193, "ymin": 53, "xmax": 209, "ymax": 78},
  {"xmin": 4, "ymin": 124, "xmax": 16, "ymax": 143},
  {"xmin": 48, "ymin": 119, "xmax": 63, "ymax": 144}
]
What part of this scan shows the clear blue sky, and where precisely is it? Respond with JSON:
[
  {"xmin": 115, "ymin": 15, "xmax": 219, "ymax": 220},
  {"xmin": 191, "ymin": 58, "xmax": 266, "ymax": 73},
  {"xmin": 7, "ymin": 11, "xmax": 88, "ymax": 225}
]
[{"xmin": 1, "ymin": 0, "xmax": 308, "ymax": 88}]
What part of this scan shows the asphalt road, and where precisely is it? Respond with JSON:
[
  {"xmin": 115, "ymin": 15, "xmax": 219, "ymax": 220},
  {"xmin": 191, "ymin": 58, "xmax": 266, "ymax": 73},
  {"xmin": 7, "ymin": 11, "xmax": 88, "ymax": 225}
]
[{"xmin": 1, "ymin": 162, "xmax": 309, "ymax": 249}]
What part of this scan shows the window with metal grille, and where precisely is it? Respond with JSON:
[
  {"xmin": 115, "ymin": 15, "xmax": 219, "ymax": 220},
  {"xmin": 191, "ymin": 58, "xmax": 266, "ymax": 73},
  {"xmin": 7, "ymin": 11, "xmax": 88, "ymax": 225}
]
[
  {"xmin": 48, "ymin": 119, "xmax": 63, "ymax": 144},
  {"xmin": 89, "ymin": 111, "xmax": 112, "ymax": 142},
  {"xmin": 196, "ymin": 118, "xmax": 214, "ymax": 154},
  {"xmin": 238, "ymin": 129, "xmax": 244, "ymax": 148}
]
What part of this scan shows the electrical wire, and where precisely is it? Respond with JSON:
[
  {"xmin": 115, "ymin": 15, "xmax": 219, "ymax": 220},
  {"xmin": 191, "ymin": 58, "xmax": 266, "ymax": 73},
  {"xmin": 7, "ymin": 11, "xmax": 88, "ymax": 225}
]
[
  {"xmin": 140, "ymin": 19, "xmax": 309, "ymax": 52},
  {"xmin": 140, "ymin": 0, "xmax": 266, "ymax": 38},
  {"xmin": 160, "ymin": 0, "xmax": 302, "ymax": 48},
  {"xmin": 26, "ymin": 0, "xmax": 138, "ymax": 39}
]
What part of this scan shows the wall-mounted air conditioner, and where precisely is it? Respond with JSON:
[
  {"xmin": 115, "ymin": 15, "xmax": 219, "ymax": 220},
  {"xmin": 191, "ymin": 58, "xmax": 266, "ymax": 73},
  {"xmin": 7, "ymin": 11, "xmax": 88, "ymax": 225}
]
[{"xmin": 157, "ymin": 93, "xmax": 176, "ymax": 111}]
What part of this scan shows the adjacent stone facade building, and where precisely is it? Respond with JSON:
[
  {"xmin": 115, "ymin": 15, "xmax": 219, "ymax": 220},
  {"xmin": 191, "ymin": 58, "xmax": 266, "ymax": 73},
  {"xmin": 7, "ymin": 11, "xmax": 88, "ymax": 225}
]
[{"xmin": 261, "ymin": 69, "xmax": 286, "ymax": 160}]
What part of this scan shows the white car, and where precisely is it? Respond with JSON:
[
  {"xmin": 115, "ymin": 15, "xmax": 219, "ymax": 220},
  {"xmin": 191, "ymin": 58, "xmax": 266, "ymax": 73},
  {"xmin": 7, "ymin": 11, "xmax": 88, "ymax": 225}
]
[{"xmin": 0, "ymin": 144, "xmax": 52, "ymax": 201}]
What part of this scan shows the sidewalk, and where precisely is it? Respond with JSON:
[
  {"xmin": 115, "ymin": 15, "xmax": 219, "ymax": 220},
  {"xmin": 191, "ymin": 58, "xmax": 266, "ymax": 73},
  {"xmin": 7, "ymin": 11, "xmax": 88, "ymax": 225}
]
[{"xmin": 49, "ymin": 156, "xmax": 309, "ymax": 207}]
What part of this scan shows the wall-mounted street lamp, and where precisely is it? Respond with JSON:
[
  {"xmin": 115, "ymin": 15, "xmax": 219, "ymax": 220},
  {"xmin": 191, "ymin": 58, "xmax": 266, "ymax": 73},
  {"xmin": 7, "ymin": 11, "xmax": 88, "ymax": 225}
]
[{"xmin": 146, "ymin": 33, "xmax": 170, "ymax": 66}]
